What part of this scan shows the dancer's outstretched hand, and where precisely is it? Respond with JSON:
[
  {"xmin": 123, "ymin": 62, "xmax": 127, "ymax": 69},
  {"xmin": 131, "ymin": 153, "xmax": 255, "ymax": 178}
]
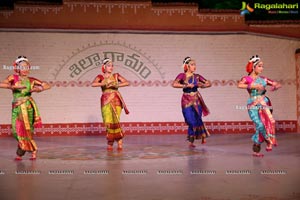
[{"xmin": 30, "ymin": 86, "xmax": 43, "ymax": 93}]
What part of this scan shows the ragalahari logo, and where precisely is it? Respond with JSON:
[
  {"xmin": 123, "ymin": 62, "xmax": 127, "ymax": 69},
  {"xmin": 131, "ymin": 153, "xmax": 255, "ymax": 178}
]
[{"xmin": 240, "ymin": 2, "xmax": 254, "ymax": 15}]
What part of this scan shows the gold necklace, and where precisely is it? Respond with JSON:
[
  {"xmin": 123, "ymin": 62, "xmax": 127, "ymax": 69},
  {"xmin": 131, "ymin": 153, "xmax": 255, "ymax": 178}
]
[
  {"xmin": 185, "ymin": 73, "xmax": 194, "ymax": 84},
  {"xmin": 104, "ymin": 73, "xmax": 112, "ymax": 79}
]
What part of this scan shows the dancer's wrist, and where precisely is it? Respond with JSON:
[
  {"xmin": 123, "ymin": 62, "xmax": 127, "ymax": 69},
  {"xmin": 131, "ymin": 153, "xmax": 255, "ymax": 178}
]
[{"xmin": 247, "ymin": 84, "xmax": 251, "ymax": 90}]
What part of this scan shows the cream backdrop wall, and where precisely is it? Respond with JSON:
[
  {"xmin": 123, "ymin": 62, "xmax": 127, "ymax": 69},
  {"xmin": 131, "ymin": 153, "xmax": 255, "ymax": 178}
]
[{"xmin": 0, "ymin": 31, "xmax": 298, "ymax": 126}]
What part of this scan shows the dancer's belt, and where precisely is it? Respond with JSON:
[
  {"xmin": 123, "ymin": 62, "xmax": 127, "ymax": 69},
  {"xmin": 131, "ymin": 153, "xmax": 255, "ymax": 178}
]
[
  {"xmin": 12, "ymin": 96, "xmax": 31, "ymax": 108},
  {"xmin": 103, "ymin": 89, "xmax": 118, "ymax": 94},
  {"xmin": 183, "ymin": 92, "xmax": 197, "ymax": 96},
  {"xmin": 250, "ymin": 95, "xmax": 264, "ymax": 100}
]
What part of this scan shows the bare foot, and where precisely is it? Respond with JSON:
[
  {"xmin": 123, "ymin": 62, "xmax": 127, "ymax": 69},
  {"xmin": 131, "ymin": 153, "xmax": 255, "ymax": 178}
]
[
  {"xmin": 252, "ymin": 152, "xmax": 264, "ymax": 157},
  {"xmin": 107, "ymin": 146, "xmax": 113, "ymax": 151},
  {"xmin": 15, "ymin": 156, "xmax": 22, "ymax": 161},
  {"xmin": 266, "ymin": 143, "xmax": 272, "ymax": 152},
  {"xmin": 117, "ymin": 147, "xmax": 123, "ymax": 151},
  {"xmin": 30, "ymin": 151, "xmax": 37, "ymax": 160}
]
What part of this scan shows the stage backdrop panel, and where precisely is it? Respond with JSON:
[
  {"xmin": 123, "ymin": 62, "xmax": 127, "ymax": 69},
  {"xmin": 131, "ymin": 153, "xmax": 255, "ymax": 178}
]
[{"xmin": 0, "ymin": 31, "xmax": 298, "ymax": 135}]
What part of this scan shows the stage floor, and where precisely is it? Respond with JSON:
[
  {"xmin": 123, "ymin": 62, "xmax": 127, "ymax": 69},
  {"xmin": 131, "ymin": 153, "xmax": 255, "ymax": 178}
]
[{"xmin": 0, "ymin": 133, "xmax": 299, "ymax": 200}]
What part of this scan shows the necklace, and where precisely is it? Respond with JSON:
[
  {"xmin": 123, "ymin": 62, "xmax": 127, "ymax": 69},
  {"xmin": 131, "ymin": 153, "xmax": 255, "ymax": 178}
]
[{"xmin": 104, "ymin": 73, "xmax": 112, "ymax": 79}]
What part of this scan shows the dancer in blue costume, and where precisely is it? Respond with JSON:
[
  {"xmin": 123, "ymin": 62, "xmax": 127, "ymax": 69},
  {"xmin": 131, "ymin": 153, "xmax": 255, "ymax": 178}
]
[{"xmin": 172, "ymin": 57, "xmax": 211, "ymax": 148}]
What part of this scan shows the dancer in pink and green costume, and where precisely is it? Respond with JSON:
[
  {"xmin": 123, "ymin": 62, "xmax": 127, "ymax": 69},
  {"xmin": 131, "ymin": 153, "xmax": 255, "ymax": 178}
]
[
  {"xmin": 238, "ymin": 55, "xmax": 281, "ymax": 157},
  {"xmin": 0, "ymin": 56, "xmax": 51, "ymax": 160}
]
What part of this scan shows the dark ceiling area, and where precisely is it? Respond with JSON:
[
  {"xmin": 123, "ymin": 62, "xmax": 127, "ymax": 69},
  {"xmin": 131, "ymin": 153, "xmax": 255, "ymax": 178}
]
[
  {"xmin": 0, "ymin": 0, "xmax": 63, "ymax": 10},
  {"xmin": 0, "ymin": 0, "xmax": 299, "ymax": 21}
]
